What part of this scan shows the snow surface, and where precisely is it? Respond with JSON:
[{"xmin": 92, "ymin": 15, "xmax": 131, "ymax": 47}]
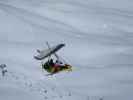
[{"xmin": 0, "ymin": 0, "xmax": 133, "ymax": 100}]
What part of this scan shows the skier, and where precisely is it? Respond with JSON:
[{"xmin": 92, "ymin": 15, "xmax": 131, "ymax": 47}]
[{"xmin": 0, "ymin": 64, "xmax": 7, "ymax": 77}]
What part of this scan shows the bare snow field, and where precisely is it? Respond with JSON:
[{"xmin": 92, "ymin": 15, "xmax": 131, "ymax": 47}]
[{"xmin": 0, "ymin": 0, "xmax": 133, "ymax": 100}]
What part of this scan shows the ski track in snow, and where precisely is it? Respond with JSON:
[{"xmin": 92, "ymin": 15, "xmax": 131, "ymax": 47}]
[
  {"xmin": 0, "ymin": 3, "xmax": 85, "ymax": 39},
  {"xmin": 0, "ymin": 70, "xmax": 75, "ymax": 100}
]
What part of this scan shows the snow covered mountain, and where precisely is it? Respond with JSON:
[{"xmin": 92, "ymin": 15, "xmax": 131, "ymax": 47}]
[{"xmin": 0, "ymin": 0, "xmax": 133, "ymax": 100}]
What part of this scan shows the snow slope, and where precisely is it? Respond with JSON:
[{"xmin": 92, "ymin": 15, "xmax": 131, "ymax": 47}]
[{"xmin": 0, "ymin": 0, "xmax": 133, "ymax": 100}]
